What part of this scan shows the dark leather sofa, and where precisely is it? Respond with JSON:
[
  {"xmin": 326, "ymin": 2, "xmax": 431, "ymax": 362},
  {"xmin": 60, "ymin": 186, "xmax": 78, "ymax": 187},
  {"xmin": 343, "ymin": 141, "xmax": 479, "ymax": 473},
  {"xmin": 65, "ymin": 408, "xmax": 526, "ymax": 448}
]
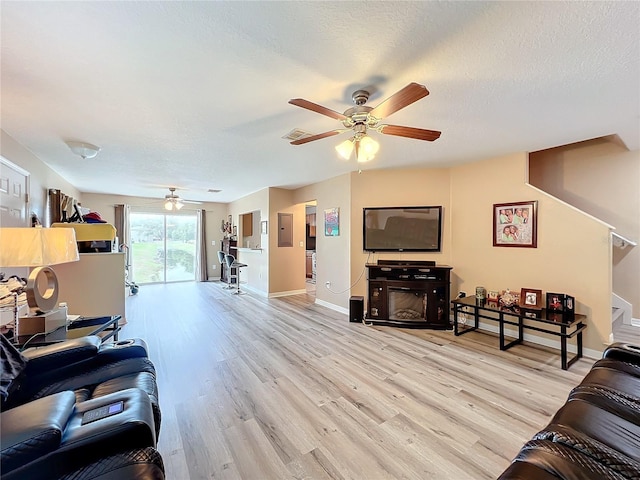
[
  {"xmin": 1, "ymin": 334, "xmax": 165, "ymax": 479},
  {"xmin": 1, "ymin": 334, "xmax": 161, "ymax": 437},
  {"xmin": 2, "ymin": 389, "xmax": 164, "ymax": 480},
  {"xmin": 498, "ymin": 342, "xmax": 640, "ymax": 479}
]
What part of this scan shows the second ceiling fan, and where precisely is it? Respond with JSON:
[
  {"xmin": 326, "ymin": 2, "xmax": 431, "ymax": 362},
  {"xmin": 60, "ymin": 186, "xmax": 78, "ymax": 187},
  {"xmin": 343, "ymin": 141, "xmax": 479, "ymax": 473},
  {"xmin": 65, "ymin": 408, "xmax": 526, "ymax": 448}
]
[
  {"xmin": 288, "ymin": 82, "xmax": 441, "ymax": 162},
  {"xmin": 164, "ymin": 187, "xmax": 201, "ymax": 211}
]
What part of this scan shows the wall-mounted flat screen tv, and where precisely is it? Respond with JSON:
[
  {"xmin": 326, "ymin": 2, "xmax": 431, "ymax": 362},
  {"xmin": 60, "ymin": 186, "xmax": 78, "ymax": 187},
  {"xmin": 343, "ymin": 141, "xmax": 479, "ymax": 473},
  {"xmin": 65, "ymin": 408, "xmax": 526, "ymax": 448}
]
[{"xmin": 363, "ymin": 206, "xmax": 442, "ymax": 252}]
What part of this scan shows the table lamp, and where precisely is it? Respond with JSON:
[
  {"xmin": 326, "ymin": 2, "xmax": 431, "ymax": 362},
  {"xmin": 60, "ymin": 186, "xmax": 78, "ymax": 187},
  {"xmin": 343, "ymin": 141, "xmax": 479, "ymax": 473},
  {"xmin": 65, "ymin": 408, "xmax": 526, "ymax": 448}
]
[{"xmin": 0, "ymin": 227, "xmax": 79, "ymax": 340}]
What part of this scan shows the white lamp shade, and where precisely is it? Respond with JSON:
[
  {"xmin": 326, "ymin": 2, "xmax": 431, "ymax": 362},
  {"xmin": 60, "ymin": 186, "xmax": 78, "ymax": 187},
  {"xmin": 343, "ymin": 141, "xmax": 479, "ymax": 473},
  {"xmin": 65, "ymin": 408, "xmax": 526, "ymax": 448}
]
[
  {"xmin": 164, "ymin": 199, "xmax": 184, "ymax": 211},
  {"xmin": 0, "ymin": 227, "xmax": 80, "ymax": 267},
  {"xmin": 357, "ymin": 136, "xmax": 379, "ymax": 163},
  {"xmin": 335, "ymin": 138, "xmax": 354, "ymax": 160}
]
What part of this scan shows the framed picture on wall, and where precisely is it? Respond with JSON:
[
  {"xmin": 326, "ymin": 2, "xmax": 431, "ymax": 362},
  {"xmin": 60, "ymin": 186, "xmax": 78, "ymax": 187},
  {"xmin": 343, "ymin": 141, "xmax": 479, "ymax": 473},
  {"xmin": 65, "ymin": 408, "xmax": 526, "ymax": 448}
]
[
  {"xmin": 324, "ymin": 207, "xmax": 340, "ymax": 236},
  {"xmin": 493, "ymin": 200, "xmax": 538, "ymax": 248}
]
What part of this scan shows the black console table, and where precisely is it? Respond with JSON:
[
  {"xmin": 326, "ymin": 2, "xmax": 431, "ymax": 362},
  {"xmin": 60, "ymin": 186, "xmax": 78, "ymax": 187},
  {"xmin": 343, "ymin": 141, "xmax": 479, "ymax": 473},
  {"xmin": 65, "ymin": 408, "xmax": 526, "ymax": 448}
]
[
  {"xmin": 366, "ymin": 261, "xmax": 452, "ymax": 329},
  {"xmin": 451, "ymin": 296, "xmax": 586, "ymax": 370}
]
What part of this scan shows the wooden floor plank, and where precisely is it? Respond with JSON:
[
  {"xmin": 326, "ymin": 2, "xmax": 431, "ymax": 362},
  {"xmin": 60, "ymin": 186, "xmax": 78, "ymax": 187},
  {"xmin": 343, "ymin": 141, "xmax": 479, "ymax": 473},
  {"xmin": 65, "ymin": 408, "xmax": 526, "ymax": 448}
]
[{"xmin": 121, "ymin": 282, "xmax": 595, "ymax": 480}]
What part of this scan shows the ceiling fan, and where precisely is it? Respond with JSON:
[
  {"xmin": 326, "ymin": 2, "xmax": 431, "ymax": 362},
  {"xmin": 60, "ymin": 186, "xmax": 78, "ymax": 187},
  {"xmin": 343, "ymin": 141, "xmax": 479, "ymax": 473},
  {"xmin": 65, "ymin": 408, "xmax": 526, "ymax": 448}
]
[
  {"xmin": 287, "ymin": 82, "xmax": 441, "ymax": 162},
  {"xmin": 164, "ymin": 187, "xmax": 201, "ymax": 211}
]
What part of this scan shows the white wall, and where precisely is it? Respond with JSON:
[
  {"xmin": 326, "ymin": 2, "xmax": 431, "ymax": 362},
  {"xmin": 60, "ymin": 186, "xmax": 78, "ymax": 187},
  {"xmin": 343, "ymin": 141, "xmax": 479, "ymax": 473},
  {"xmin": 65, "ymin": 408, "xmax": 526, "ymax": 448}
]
[{"xmin": 1, "ymin": 130, "xmax": 80, "ymax": 223}]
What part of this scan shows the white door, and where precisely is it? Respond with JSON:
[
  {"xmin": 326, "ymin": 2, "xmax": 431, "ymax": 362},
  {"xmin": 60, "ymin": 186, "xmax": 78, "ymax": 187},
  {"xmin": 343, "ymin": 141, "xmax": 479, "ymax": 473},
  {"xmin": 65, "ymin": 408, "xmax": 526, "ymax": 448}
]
[
  {"xmin": 0, "ymin": 156, "xmax": 30, "ymax": 326},
  {"xmin": 0, "ymin": 156, "xmax": 29, "ymax": 227}
]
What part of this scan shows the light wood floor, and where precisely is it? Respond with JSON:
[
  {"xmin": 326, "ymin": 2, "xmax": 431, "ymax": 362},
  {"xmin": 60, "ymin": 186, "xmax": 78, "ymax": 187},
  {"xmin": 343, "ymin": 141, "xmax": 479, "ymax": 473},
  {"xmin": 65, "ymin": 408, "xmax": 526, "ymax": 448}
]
[{"xmin": 121, "ymin": 282, "xmax": 595, "ymax": 480}]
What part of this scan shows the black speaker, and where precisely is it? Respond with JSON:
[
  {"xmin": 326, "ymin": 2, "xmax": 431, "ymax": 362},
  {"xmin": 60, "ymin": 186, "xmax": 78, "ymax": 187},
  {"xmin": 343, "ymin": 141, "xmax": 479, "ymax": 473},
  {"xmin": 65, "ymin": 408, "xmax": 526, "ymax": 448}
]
[{"xmin": 349, "ymin": 296, "xmax": 364, "ymax": 323}]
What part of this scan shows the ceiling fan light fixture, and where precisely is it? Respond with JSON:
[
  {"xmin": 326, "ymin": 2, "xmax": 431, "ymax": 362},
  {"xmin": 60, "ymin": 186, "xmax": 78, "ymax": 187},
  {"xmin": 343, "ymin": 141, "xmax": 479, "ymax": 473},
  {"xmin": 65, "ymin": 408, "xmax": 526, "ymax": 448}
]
[
  {"xmin": 66, "ymin": 141, "xmax": 100, "ymax": 160},
  {"xmin": 164, "ymin": 198, "xmax": 184, "ymax": 211},
  {"xmin": 335, "ymin": 138, "xmax": 354, "ymax": 160},
  {"xmin": 358, "ymin": 135, "xmax": 379, "ymax": 162}
]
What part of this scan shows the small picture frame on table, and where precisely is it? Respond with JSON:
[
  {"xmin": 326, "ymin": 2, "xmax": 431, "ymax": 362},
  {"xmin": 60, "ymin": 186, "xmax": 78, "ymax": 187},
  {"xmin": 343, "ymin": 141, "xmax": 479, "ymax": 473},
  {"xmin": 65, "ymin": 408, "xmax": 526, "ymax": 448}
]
[
  {"xmin": 564, "ymin": 295, "xmax": 575, "ymax": 316},
  {"xmin": 520, "ymin": 288, "xmax": 543, "ymax": 309},
  {"xmin": 487, "ymin": 290, "xmax": 500, "ymax": 301},
  {"xmin": 486, "ymin": 299, "xmax": 500, "ymax": 308},
  {"xmin": 546, "ymin": 293, "xmax": 565, "ymax": 312}
]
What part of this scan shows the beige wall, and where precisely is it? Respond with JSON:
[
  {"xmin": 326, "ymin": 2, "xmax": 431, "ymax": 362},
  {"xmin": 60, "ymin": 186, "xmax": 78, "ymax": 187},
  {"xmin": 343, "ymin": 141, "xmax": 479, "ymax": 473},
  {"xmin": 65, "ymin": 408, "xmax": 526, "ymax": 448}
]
[
  {"xmin": 266, "ymin": 188, "xmax": 306, "ymax": 295},
  {"xmin": 530, "ymin": 139, "xmax": 640, "ymax": 317},
  {"xmin": 349, "ymin": 167, "xmax": 452, "ymax": 299},
  {"xmin": 1, "ymin": 130, "xmax": 80, "ymax": 224},
  {"xmin": 2, "ymin": 127, "xmax": 620, "ymax": 353},
  {"xmin": 293, "ymin": 174, "xmax": 352, "ymax": 309},
  {"xmin": 81, "ymin": 192, "xmax": 228, "ymax": 281},
  {"xmin": 451, "ymin": 153, "xmax": 612, "ymax": 352}
]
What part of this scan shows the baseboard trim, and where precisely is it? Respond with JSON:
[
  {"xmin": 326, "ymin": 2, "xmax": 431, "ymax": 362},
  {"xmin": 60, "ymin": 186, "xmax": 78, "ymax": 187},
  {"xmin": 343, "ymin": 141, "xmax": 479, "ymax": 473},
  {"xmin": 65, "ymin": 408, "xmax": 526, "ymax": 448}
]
[
  {"xmin": 268, "ymin": 289, "xmax": 307, "ymax": 298},
  {"xmin": 315, "ymin": 298, "xmax": 348, "ymax": 315}
]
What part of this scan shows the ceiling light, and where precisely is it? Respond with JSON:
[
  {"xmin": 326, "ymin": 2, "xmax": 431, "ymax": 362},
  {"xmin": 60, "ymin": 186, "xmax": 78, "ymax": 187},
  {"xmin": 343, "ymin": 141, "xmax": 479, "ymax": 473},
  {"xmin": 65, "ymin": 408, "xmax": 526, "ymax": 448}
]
[
  {"xmin": 335, "ymin": 138, "xmax": 354, "ymax": 160},
  {"xmin": 164, "ymin": 198, "xmax": 184, "ymax": 211},
  {"xmin": 335, "ymin": 134, "xmax": 379, "ymax": 163},
  {"xmin": 357, "ymin": 136, "xmax": 379, "ymax": 163},
  {"xmin": 66, "ymin": 141, "xmax": 101, "ymax": 160}
]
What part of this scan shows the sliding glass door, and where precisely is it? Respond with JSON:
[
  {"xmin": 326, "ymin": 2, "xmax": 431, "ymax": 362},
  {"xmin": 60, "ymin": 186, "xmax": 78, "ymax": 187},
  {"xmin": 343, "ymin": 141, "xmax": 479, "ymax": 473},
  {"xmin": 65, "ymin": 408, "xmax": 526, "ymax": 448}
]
[{"xmin": 130, "ymin": 212, "xmax": 197, "ymax": 284}]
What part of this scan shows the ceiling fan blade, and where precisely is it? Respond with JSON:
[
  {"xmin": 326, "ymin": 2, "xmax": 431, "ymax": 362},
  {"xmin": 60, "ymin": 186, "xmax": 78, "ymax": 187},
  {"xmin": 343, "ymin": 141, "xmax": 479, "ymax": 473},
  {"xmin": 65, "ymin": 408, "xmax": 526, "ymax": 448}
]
[
  {"xmin": 290, "ymin": 129, "xmax": 344, "ymax": 145},
  {"xmin": 289, "ymin": 99, "xmax": 348, "ymax": 121},
  {"xmin": 379, "ymin": 124, "xmax": 441, "ymax": 141},
  {"xmin": 369, "ymin": 83, "xmax": 429, "ymax": 119}
]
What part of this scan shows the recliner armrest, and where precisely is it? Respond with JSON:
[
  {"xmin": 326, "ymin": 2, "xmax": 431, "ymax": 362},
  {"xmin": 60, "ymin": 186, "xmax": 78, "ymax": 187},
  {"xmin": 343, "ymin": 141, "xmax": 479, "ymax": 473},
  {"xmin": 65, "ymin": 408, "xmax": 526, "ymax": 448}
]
[
  {"xmin": 603, "ymin": 342, "xmax": 640, "ymax": 365},
  {"xmin": 97, "ymin": 338, "xmax": 149, "ymax": 363},
  {"xmin": 23, "ymin": 336, "xmax": 102, "ymax": 373},
  {"xmin": 1, "ymin": 391, "xmax": 76, "ymax": 474}
]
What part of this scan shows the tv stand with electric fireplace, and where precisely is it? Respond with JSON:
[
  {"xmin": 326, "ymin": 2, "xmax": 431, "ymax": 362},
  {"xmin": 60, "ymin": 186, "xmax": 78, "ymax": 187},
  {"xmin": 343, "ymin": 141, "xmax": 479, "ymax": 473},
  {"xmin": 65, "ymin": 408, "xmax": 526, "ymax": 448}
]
[{"xmin": 365, "ymin": 261, "xmax": 452, "ymax": 329}]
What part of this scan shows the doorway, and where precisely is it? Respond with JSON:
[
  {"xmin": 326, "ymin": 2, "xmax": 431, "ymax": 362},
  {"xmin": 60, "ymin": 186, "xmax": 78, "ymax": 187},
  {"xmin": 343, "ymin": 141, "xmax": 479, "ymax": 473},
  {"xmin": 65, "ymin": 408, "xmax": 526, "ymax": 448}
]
[
  {"xmin": 129, "ymin": 212, "xmax": 197, "ymax": 284},
  {"xmin": 305, "ymin": 202, "xmax": 317, "ymax": 296}
]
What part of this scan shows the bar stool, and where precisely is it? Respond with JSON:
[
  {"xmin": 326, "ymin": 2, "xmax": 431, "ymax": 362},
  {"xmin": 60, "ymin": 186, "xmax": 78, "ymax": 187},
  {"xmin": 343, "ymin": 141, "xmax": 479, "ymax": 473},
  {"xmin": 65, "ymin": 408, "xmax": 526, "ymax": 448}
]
[
  {"xmin": 224, "ymin": 254, "xmax": 247, "ymax": 295},
  {"xmin": 217, "ymin": 251, "xmax": 234, "ymax": 289}
]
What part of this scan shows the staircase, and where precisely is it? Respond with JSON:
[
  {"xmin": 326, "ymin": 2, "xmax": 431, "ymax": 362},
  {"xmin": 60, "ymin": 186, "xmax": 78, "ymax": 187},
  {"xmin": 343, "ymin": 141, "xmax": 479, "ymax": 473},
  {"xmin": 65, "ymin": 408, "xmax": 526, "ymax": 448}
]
[{"xmin": 612, "ymin": 293, "xmax": 640, "ymax": 344}]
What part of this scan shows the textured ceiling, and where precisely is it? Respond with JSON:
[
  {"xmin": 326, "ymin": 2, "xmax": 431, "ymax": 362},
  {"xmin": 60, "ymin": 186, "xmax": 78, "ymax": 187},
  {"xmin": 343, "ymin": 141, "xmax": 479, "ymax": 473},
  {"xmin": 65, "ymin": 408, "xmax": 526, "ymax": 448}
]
[{"xmin": 1, "ymin": 1, "xmax": 638, "ymax": 203}]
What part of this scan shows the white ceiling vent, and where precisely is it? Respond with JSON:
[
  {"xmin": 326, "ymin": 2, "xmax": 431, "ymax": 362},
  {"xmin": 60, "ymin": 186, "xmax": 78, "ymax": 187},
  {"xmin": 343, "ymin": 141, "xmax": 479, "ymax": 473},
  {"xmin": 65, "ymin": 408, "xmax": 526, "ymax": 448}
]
[{"xmin": 282, "ymin": 128, "xmax": 312, "ymax": 141}]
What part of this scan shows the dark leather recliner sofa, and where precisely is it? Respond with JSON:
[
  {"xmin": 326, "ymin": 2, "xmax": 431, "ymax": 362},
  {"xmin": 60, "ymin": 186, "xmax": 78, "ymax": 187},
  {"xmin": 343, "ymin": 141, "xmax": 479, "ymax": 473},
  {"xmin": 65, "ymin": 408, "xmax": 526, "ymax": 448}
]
[
  {"xmin": 2, "ymin": 389, "xmax": 165, "ymax": 480},
  {"xmin": 1, "ymin": 334, "xmax": 161, "ymax": 437},
  {"xmin": 498, "ymin": 342, "xmax": 640, "ymax": 479},
  {"xmin": 1, "ymin": 334, "xmax": 165, "ymax": 479}
]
